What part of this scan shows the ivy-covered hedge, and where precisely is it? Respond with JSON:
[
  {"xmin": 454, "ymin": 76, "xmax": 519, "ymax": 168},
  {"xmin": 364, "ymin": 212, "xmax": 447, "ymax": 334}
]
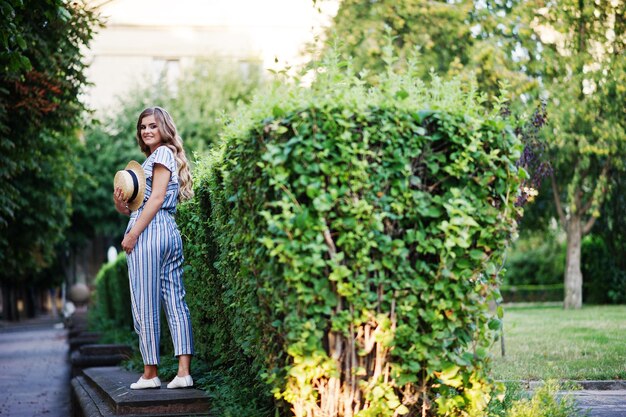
[{"xmin": 182, "ymin": 56, "xmax": 524, "ymax": 416}]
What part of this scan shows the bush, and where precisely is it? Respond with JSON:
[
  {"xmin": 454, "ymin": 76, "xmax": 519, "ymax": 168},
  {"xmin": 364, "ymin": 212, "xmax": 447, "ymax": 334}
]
[
  {"xmin": 178, "ymin": 186, "xmax": 276, "ymax": 416},
  {"xmin": 582, "ymin": 234, "xmax": 626, "ymax": 304},
  {"xmin": 505, "ymin": 381, "xmax": 582, "ymax": 417},
  {"xmin": 488, "ymin": 381, "xmax": 584, "ymax": 417},
  {"xmin": 185, "ymin": 52, "xmax": 525, "ymax": 416},
  {"xmin": 500, "ymin": 231, "xmax": 565, "ymax": 303},
  {"xmin": 503, "ymin": 233, "xmax": 565, "ymax": 287},
  {"xmin": 89, "ymin": 252, "xmax": 134, "ymax": 339},
  {"xmin": 500, "ymin": 284, "xmax": 563, "ymax": 303}
]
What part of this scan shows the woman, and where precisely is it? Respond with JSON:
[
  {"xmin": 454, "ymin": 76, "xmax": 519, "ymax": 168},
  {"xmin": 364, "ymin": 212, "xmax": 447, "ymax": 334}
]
[{"xmin": 113, "ymin": 106, "xmax": 194, "ymax": 389}]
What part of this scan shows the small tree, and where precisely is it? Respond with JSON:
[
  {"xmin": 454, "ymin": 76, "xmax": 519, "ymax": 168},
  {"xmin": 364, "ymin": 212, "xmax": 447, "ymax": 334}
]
[
  {"xmin": 529, "ymin": 0, "xmax": 625, "ymax": 308},
  {"xmin": 0, "ymin": 0, "xmax": 100, "ymax": 318}
]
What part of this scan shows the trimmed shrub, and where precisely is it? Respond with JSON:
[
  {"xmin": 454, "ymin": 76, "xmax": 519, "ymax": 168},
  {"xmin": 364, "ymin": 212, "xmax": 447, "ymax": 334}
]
[
  {"xmin": 500, "ymin": 284, "xmax": 563, "ymax": 303},
  {"xmin": 501, "ymin": 233, "xmax": 566, "ymax": 303},
  {"xmin": 503, "ymin": 233, "xmax": 565, "ymax": 287},
  {"xmin": 186, "ymin": 54, "xmax": 524, "ymax": 416},
  {"xmin": 178, "ymin": 178, "xmax": 276, "ymax": 416},
  {"xmin": 89, "ymin": 252, "xmax": 133, "ymax": 335},
  {"xmin": 582, "ymin": 234, "xmax": 626, "ymax": 304}
]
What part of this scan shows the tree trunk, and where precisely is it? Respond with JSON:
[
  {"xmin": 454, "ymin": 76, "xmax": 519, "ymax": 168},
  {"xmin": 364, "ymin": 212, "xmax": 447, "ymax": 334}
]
[
  {"xmin": 24, "ymin": 286, "xmax": 38, "ymax": 318},
  {"xmin": 1, "ymin": 285, "xmax": 19, "ymax": 321},
  {"xmin": 564, "ymin": 217, "xmax": 583, "ymax": 309}
]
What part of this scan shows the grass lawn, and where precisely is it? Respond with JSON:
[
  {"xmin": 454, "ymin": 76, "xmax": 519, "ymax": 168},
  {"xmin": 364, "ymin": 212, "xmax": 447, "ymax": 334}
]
[{"xmin": 489, "ymin": 304, "xmax": 626, "ymax": 381}]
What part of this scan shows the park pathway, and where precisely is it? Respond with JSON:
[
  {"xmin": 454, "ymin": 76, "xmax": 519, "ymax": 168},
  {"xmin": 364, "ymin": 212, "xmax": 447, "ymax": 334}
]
[
  {"xmin": 0, "ymin": 315, "xmax": 70, "ymax": 417},
  {"xmin": 568, "ymin": 390, "xmax": 626, "ymax": 417}
]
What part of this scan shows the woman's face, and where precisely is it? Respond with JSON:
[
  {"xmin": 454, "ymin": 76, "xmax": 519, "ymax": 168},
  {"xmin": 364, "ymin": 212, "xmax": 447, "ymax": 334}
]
[{"xmin": 140, "ymin": 114, "xmax": 163, "ymax": 152}]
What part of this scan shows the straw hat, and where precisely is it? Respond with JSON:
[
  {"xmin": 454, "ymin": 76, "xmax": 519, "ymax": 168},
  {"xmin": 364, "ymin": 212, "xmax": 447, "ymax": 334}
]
[{"xmin": 114, "ymin": 161, "xmax": 146, "ymax": 211}]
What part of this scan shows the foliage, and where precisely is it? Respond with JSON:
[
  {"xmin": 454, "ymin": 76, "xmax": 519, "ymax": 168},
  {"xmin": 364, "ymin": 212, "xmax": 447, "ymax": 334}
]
[
  {"xmin": 0, "ymin": 0, "xmax": 101, "ymax": 283},
  {"xmin": 512, "ymin": 103, "xmax": 551, "ymax": 207},
  {"xmin": 168, "ymin": 58, "xmax": 263, "ymax": 155},
  {"xmin": 503, "ymin": 233, "xmax": 565, "ymax": 286},
  {"xmin": 451, "ymin": 379, "xmax": 582, "ymax": 417},
  {"xmin": 185, "ymin": 50, "xmax": 527, "ymax": 416},
  {"xmin": 485, "ymin": 382, "xmax": 526, "ymax": 417},
  {"xmin": 581, "ymin": 234, "xmax": 626, "ymax": 304},
  {"xmin": 506, "ymin": 381, "xmax": 582, "ymax": 417},
  {"xmin": 321, "ymin": 0, "xmax": 537, "ymax": 99},
  {"xmin": 72, "ymin": 101, "xmax": 151, "ymax": 245},
  {"xmin": 583, "ymin": 172, "xmax": 626, "ymax": 305},
  {"xmin": 177, "ymin": 173, "xmax": 276, "ymax": 416},
  {"xmin": 322, "ymin": 0, "xmax": 626, "ymax": 310},
  {"xmin": 89, "ymin": 252, "xmax": 133, "ymax": 334},
  {"xmin": 530, "ymin": 0, "xmax": 626, "ymax": 308}
]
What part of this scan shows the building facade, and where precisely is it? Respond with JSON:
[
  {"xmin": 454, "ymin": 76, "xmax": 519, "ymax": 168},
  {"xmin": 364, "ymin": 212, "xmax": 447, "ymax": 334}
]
[{"xmin": 84, "ymin": 0, "xmax": 338, "ymax": 112}]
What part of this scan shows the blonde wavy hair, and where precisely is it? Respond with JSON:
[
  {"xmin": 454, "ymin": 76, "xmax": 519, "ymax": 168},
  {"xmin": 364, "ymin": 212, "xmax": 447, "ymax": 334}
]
[{"xmin": 136, "ymin": 106, "xmax": 194, "ymax": 201}]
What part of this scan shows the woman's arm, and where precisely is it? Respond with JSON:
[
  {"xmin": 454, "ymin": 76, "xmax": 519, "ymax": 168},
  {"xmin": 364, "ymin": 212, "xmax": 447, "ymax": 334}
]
[{"xmin": 121, "ymin": 163, "xmax": 171, "ymax": 254}]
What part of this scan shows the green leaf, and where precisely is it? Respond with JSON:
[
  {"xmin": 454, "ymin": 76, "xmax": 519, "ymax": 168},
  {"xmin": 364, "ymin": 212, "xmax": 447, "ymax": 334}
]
[
  {"xmin": 488, "ymin": 318, "xmax": 502, "ymax": 331},
  {"xmin": 272, "ymin": 105, "xmax": 285, "ymax": 118},
  {"xmin": 395, "ymin": 89, "xmax": 409, "ymax": 100}
]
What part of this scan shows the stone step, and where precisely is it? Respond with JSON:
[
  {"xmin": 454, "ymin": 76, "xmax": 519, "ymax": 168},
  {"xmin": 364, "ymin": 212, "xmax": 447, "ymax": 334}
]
[
  {"xmin": 71, "ymin": 367, "xmax": 211, "ymax": 416},
  {"xmin": 69, "ymin": 333, "xmax": 102, "ymax": 351},
  {"xmin": 70, "ymin": 352, "xmax": 129, "ymax": 377},
  {"xmin": 71, "ymin": 345, "xmax": 133, "ymax": 377},
  {"xmin": 80, "ymin": 343, "xmax": 133, "ymax": 356}
]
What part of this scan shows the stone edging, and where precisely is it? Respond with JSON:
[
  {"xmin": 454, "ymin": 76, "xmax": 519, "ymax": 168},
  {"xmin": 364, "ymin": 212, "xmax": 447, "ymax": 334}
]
[{"xmin": 500, "ymin": 380, "xmax": 626, "ymax": 391}]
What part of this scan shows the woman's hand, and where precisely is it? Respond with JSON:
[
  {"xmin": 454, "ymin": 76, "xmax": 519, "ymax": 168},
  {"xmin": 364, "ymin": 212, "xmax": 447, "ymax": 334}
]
[
  {"xmin": 122, "ymin": 230, "xmax": 139, "ymax": 254},
  {"xmin": 113, "ymin": 187, "xmax": 130, "ymax": 215}
]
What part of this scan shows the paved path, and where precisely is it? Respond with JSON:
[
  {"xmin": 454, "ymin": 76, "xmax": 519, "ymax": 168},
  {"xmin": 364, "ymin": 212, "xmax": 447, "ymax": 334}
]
[
  {"xmin": 0, "ymin": 316, "xmax": 70, "ymax": 417},
  {"xmin": 568, "ymin": 390, "xmax": 626, "ymax": 417}
]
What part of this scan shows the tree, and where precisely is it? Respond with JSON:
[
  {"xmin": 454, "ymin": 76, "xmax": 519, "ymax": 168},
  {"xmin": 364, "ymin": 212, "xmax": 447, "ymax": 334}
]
[
  {"xmin": 0, "ymin": 0, "xmax": 101, "ymax": 318},
  {"xmin": 321, "ymin": 0, "xmax": 538, "ymax": 98},
  {"xmin": 530, "ymin": 0, "xmax": 625, "ymax": 308},
  {"xmin": 168, "ymin": 58, "xmax": 263, "ymax": 155},
  {"xmin": 322, "ymin": 0, "xmax": 625, "ymax": 309}
]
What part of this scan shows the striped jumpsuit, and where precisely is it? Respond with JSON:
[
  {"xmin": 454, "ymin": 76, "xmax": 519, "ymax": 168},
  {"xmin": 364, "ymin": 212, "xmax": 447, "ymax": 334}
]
[{"xmin": 125, "ymin": 146, "xmax": 194, "ymax": 365}]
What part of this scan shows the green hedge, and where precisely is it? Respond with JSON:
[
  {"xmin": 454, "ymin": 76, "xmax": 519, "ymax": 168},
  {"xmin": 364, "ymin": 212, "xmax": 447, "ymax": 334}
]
[
  {"xmin": 89, "ymin": 252, "xmax": 133, "ymax": 335},
  {"xmin": 182, "ymin": 57, "xmax": 524, "ymax": 416},
  {"xmin": 503, "ymin": 234, "xmax": 565, "ymax": 287},
  {"xmin": 178, "ymin": 180, "xmax": 276, "ymax": 415},
  {"xmin": 500, "ymin": 284, "xmax": 564, "ymax": 303},
  {"xmin": 582, "ymin": 234, "xmax": 626, "ymax": 304},
  {"xmin": 89, "ymin": 57, "xmax": 525, "ymax": 415}
]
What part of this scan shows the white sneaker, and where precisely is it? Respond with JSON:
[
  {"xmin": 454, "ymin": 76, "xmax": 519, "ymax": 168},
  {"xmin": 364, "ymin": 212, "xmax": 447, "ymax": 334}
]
[
  {"xmin": 167, "ymin": 374, "xmax": 193, "ymax": 389},
  {"xmin": 130, "ymin": 376, "xmax": 161, "ymax": 389}
]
